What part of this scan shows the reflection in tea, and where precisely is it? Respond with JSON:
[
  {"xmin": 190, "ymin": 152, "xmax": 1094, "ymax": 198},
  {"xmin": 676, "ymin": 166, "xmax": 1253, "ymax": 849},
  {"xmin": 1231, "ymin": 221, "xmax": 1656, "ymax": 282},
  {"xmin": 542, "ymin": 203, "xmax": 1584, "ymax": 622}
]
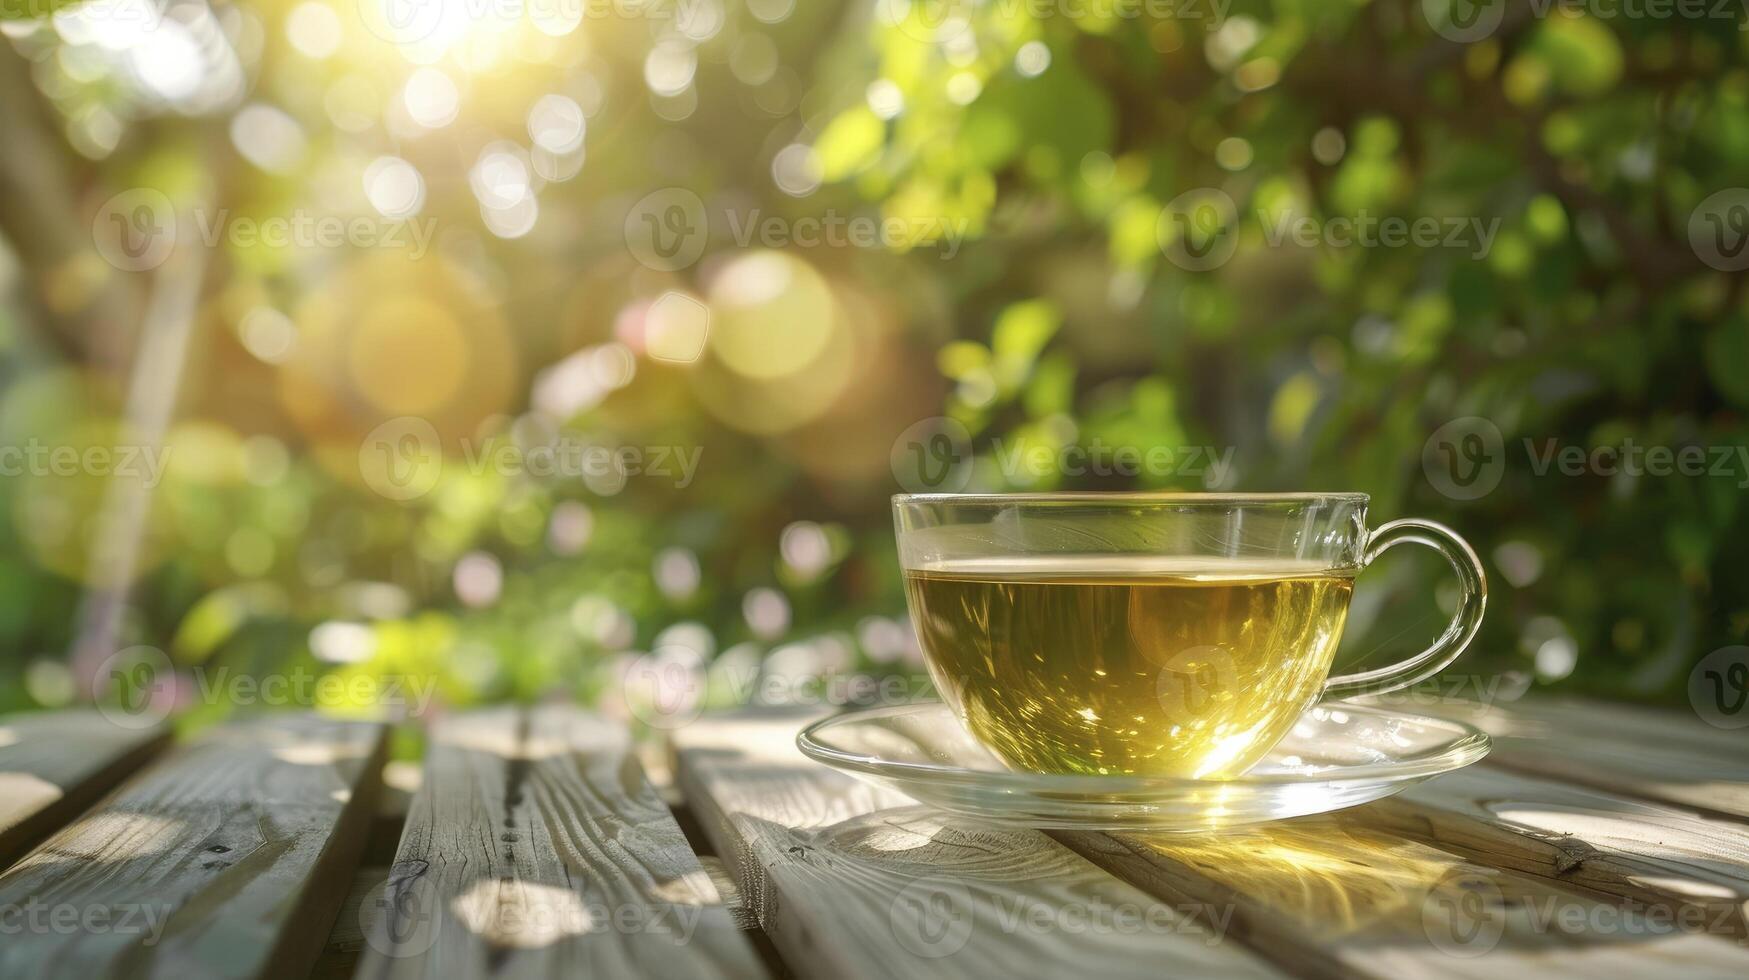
[{"xmin": 904, "ymin": 558, "xmax": 1354, "ymax": 779}]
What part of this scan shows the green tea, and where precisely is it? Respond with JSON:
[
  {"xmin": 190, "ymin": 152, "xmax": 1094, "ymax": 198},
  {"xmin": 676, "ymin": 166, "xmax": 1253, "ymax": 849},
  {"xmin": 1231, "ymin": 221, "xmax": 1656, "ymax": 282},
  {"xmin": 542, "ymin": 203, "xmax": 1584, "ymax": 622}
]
[{"xmin": 904, "ymin": 558, "xmax": 1354, "ymax": 778}]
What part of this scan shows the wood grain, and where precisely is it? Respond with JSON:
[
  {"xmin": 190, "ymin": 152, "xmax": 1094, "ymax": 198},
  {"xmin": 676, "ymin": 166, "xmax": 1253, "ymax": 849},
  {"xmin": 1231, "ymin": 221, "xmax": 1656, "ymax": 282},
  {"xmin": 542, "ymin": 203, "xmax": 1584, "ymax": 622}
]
[
  {"xmin": 353, "ymin": 705, "xmax": 763, "ymax": 980},
  {"xmin": 0, "ymin": 714, "xmax": 386, "ymax": 980},
  {"xmin": 669, "ymin": 710, "xmax": 1282, "ymax": 980},
  {"xmin": 0, "ymin": 710, "xmax": 171, "ymax": 869},
  {"xmin": 364, "ymin": 759, "xmax": 419, "ymax": 865},
  {"xmin": 1379, "ymin": 695, "xmax": 1749, "ymax": 821},
  {"xmin": 1358, "ymin": 764, "xmax": 1749, "ymax": 939},
  {"xmin": 311, "ymin": 866, "xmax": 392, "ymax": 980},
  {"xmin": 1057, "ymin": 808, "xmax": 1749, "ymax": 980}
]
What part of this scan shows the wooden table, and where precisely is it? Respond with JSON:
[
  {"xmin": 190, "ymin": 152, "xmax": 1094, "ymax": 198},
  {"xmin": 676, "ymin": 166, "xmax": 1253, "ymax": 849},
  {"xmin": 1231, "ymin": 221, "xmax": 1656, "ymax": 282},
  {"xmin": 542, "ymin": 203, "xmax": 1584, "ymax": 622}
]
[{"xmin": 1, "ymin": 696, "xmax": 1745, "ymax": 979}]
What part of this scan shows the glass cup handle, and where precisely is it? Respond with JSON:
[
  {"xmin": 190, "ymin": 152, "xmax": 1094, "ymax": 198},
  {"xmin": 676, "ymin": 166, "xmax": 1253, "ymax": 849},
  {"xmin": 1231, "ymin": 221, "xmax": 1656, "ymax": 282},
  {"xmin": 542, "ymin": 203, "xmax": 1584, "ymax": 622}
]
[{"xmin": 1322, "ymin": 518, "xmax": 1488, "ymax": 700}]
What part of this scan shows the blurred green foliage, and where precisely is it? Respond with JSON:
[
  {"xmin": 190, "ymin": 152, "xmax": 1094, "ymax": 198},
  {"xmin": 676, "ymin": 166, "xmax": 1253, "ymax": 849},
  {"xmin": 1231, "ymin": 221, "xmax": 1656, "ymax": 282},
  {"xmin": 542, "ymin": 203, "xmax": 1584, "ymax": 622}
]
[{"xmin": 0, "ymin": 0, "xmax": 1746, "ymax": 721}]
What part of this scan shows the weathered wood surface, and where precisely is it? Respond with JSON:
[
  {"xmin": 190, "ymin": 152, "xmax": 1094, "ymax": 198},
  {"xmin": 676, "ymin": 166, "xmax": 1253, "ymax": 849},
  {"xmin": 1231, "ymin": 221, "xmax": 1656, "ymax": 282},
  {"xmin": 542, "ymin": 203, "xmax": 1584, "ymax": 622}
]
[
  {"xmin": 7, "ymin": 695, "xmax": 1747, "ymax": 980},
  {"xmin": 311, "ymin": 865, "xmax": 392, "ymax": 980},
  {"xmin": 363, "ymin": 759, "xmax": 419, "ymax": 865},
  {"xmin": 0, "ymin": 714, "xmax": 386, "ymax": 980},
  {"xmin": 1361, "ymin": 764, "xmax": 1749, "ymax": 939},
  {"xmin": 669, "ymin": 710, "xmax": 1282, "ymax": 980},
  {"xmin": 1388, "ymin": 696, "xmax": 1749, "ymax": 821},
  {"xmin": 0, "ymin": 710, "xmax": 171, "ymax": 869},
  {"xmin": 353, "ymin": 705, "xmax": 762, "ymax": 980},
  {"xmin": 1059, "ymin": 807, "xmax": 1749, "ymax": 980}
]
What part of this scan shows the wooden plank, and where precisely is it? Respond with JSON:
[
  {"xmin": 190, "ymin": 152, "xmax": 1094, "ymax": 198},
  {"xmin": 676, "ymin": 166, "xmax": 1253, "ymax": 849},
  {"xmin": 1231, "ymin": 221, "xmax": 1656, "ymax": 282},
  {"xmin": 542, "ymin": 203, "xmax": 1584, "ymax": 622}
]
[
  {"xmin": 363, "ymin": 759, "xmax": 419, "ymax": 866},
  {"xmin": 354, "ymin": 705, "xmax": 763, "ymax": 979},
  {"xmin": 0, "ymin": 714, "xmax": 386, "ymax": 980},
  {"xmin": 1355, "ymin": 764, "xmax": 1749, "ymax": 939},
  {"xmin": 696, "ymin": 856, "xmax": 754, "ymax": 932},
  {"xmin": 311, "ymin": 866, "xmax": 392, "ymax": 980},
  {"xmin": 1057, "ymin": 809, "xmax": 1749, "ymax": 980},
  {"xmin": 1375, "ymin": 695, "xmax": 1749, "ymax": 820},
  {"xmin": 0, "ymin": 710, "xmax": 171, "ymax": 869},
  {"xmin": 669, "ymin": 710, "xmax": 1283, "ymax": 980}
]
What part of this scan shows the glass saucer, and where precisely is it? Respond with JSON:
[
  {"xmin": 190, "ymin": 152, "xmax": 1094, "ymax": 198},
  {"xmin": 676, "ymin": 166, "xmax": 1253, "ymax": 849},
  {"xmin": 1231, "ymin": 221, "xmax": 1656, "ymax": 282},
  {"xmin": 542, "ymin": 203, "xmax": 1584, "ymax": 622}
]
[{"xmin": 796, "ymin": 701, "xmax": 1489, "ymax": 832}]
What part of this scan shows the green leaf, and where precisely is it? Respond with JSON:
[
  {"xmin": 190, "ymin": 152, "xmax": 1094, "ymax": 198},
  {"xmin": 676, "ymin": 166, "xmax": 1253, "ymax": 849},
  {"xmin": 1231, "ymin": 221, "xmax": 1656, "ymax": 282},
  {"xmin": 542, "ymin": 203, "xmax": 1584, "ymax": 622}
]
[{"xmin": 991, "ymin": 299, "xmax": 1060, "ymax": 389}]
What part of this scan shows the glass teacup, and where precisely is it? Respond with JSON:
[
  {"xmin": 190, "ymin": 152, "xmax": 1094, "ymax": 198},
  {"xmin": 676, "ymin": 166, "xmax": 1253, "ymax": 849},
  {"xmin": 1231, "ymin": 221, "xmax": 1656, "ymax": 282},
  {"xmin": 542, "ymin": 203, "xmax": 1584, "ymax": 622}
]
[{"xmin": 894, "ymin": 492, "xmax": 1486, "ymax": 779}]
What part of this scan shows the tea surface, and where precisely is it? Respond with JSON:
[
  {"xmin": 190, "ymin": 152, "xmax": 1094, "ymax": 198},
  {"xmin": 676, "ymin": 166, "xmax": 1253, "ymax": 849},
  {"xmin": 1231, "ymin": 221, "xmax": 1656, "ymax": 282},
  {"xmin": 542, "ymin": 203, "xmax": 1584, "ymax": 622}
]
[{"xmin": 904, "ymin": 558, "xmax": 1354, "ymax": 778}]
